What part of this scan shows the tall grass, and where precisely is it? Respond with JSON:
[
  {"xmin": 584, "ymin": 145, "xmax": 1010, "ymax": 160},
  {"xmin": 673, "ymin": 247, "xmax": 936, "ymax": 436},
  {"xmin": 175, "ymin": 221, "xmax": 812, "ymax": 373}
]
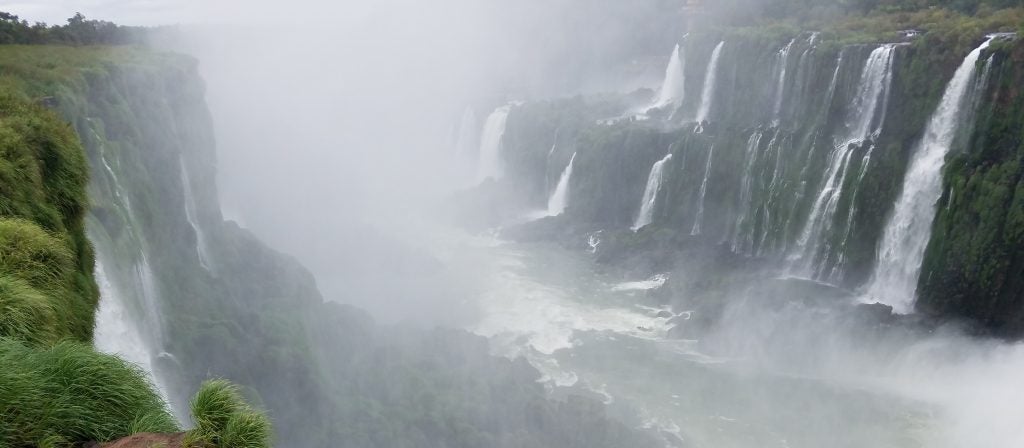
[
  {"xmin": 0, "ymin": 338, "xmax": 178, "ymax": 446},
  {"xmin": 188, "ymin": 380, "xmax": 272, "ymax": 448}
]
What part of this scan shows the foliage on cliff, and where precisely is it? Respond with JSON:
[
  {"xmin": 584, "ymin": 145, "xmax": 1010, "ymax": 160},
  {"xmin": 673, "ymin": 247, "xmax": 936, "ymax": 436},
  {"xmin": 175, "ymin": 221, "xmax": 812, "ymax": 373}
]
[{"xmin": 919, "ymin": 37, "xmax": 1024, "ymax": 336}]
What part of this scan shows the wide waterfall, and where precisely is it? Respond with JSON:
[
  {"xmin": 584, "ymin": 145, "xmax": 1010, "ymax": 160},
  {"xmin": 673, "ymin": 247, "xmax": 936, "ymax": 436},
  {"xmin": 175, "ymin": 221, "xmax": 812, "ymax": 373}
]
[
  {"xmin": 633, "ymin": 153, "xmax": 673, "ymax": 231},
  {"xmin": 650, "ymin": 42, "xmax": 686, "ymax": 111},
  {"xmin": 476, "ymin": 105, "xmax": 511, "ymax": 183},
  {"xmin": 180, "ymin": 156, "xmax": 212, "ymax": 271},
  {"xmin": 865, "ymin": 37, "xmax": 995, "ymax": 313},
  {"xmin": 546, "ymin": 152, "xmax": 577, "ymax": 216},
  {"xmin": 789, "ymin": 44, "xmax": 896, "ymax": 278},
  {"xmin": 694, "ymin": 41, "xmax": 725, "ymax": 125},
  {"xmin": 690, "ymin": 145, "xmax": 715, "ymax": 236}
]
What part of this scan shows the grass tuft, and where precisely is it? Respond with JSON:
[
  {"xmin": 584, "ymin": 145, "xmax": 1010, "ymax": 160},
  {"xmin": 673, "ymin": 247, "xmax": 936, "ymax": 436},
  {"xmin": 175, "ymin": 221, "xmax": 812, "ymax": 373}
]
[
  {"xmin": 220, "ymin": 412, "xmax": 273, "ymax": 448},
  {"xmin": 0, "ymin": 338, "xmax": 178, "ymax": 446},
  {"xmin": 187, "ymin": 379, "xmax": 272, "ymax": 448},
  {"xmin": 0, "ymin": 274, "xmax": 59, "ymax": 344}
]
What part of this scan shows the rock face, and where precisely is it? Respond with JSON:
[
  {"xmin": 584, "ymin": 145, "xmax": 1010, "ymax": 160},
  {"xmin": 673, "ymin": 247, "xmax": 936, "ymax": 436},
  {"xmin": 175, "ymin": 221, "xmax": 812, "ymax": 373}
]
[{"xmin": 488, "ymin": 33, "xmax": 1024, "ymax": 337}]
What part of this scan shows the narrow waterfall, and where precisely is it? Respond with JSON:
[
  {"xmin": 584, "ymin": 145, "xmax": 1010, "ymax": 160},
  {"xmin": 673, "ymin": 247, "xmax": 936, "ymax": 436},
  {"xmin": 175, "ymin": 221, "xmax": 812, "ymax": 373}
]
[
  {"xmin": 690, "ymin": 145, "xmax": 715, "ymax": 235},
  {"xmin": 771, "ymin": 39, "xmax": 796, "ymax": 124},
  {"xmin": 632, "ymin": 153, "xmax": 673, "ymax": 230},
  {"xmin": 694, "ymin": 41, "xmax": 725, "ymax": 126},
  {"xmin": 651, "ymin": 42, "xmax": 686, "ymax": 110},
  {"xmin": 93, "ymin": 257, "xmax": 169, "ymax": 402},
  {"xmin": 546, "ymin": 152, "xmax": 577, "ymax": 216},
  {"xmin": 731, "ymin": 130, "xmax": 765, "ymax": 253},
  {"xmin": 476, "ymin": 105, "xmax": 511, "ymax": 183},
  {"xmin": 865, "ymin": 37, "xmax": 995, "ymax": 313},
  {"xmin": 789, "ymin": 45, "xmax": 896, "ymax": 278},
  {"xmin": 180, "ymin": 156, "xmax": 212, "ymax": 271},
  {"xmin": 93, "ymin": 143, "xmax": 174, "ymax": 412}
]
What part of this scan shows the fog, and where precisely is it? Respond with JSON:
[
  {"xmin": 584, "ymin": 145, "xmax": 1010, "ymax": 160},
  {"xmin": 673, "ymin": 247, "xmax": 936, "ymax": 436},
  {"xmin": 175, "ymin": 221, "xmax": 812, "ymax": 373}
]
[
  {"xmin": 170, "ymin": 2, "xmax": 1022, "ymax": 446},
  {"xmin": 13, "ymin": 0, "xmax": 1024, "ymax": 446}
]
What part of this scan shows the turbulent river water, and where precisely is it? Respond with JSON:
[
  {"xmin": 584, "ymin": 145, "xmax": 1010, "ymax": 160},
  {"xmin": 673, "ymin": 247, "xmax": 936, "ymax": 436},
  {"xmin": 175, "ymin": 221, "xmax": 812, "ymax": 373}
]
[{"xmin": 431, "ymin": 231, "xmax": 1024, "ymax": 448}]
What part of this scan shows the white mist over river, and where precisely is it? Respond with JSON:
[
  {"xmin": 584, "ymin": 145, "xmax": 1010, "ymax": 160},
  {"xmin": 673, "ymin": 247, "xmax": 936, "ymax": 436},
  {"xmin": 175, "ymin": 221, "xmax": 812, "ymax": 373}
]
[{"xmin": 414, "ymin": 229, "xmax": 1024, "ymax": 448}]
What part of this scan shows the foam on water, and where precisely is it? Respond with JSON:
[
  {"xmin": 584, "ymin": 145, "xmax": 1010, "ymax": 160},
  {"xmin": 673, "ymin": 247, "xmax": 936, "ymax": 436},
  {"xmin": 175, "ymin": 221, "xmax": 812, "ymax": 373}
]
[{"xmin": 611, "ymin": 273, "xmax": 669, "ymax": 292}]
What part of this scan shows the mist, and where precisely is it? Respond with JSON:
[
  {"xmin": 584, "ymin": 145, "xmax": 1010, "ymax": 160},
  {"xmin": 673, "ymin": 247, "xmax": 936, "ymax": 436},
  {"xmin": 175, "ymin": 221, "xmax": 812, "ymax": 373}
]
[
  {"xmin": 167, "ymin": 1, "xmax": 1024, "ymax": 445},
  {"xmin": 5, "ymin": 0, "xmax": 1023, "ymax": 447}
]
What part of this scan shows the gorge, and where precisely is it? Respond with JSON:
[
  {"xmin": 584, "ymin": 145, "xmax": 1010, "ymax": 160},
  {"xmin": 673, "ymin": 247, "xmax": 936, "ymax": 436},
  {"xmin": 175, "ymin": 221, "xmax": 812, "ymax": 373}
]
[{"xmin": 1, "ymin": 2, "xmax": 1024, "ymax": 448}]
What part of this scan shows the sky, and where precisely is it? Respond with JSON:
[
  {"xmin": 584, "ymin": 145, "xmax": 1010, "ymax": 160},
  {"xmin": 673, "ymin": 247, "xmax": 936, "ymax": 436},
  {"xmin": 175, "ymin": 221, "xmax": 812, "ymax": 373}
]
[{"xmin": 2, "ymin": 0, "xmax": 377, "ymax": 26}]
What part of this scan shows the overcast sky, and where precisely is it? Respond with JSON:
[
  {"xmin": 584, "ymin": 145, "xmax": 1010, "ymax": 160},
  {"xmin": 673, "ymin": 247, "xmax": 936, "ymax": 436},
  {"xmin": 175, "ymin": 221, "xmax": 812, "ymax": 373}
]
[{"xmin": 2, "ymin": 0, "xmax": 377, "ymax": 26}]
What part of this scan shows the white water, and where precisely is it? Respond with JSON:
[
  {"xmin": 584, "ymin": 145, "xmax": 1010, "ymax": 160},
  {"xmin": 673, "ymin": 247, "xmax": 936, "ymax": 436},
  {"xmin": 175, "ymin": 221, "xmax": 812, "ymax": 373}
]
[
  {"xmin": 651, "ymin": 42, "xmax": 686, "ymax": 110},
  {"xmin": 865, "ymin": 37, "xmax": 994, "ymax": 313},
  {"xmin": 180, "ymin": 157, "xmax": 212, "ymax": 271},
  {"xmin": 546, "ymin": 152, "xmax": 577, "ymax": 216},
  {"xmin": 632, "ymin": 153, "xmax": 673, "ymax": 230},
  {"xmin": 731, "ymin": 130, "xmax": 765, "ymax": 254},
  {"xmin": 451, "ymin": 232, "xmax": 1024, "ymax": 448},
  {"xmin": 694, "ymin": 41, "xmax": 725, "ymax": 125},
  {"xmin": 610, "ymin": 273, "xmax": 669, "ymax": 292},
  {"xmin": 691, "ymin": 145, "xmax": 715, "ymax": 236},
  {"xmin": 771, "ymin": 39, "xmax": 796, "ymax": 124},
  {"xmin": 789, "ymin": 45, "xmax": 896, "ymax": 278},
  {"xmin": 93, "ymin": 258, "xmax": 168, "ymax": 400},
  {"xmin": 476, "ymin": 105, "xmax": 511, "ymax": 183}
]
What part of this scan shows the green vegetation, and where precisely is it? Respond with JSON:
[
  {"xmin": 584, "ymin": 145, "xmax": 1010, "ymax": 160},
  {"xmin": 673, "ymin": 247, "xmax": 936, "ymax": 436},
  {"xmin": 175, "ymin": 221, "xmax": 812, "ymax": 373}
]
[
  {"xmin": 0, "ymin": 338, "xmax": 178, "ymax": 446},
  {"xmin": 188, "ymin": 380, "xmax": 272, "ymax": 448},
  {"xmin": 919, "ymin": 37, "xmax": 1024, "ymax": 336},
  {"xmin": 0, "ymin": 91, "xmax": 96, "ymax": 342}
]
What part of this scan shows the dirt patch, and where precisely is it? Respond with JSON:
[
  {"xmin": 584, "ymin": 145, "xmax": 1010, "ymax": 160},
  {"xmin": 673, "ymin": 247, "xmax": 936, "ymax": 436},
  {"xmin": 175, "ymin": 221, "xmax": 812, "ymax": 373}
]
[{"xmin": 88, "ymin": 432, "xmax": 188, "ymax": 448}]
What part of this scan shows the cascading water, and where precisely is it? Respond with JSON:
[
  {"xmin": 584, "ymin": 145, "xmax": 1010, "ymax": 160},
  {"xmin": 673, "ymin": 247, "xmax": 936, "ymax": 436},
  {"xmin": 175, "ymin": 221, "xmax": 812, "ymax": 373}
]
[
  {"xmin": 789, "ymin": 44, "xmax": 896, "ymax": 278},
  {"xmin": 180, "ymin": 156, "xmax": 212, "ymax": 271},
  {"xmin": 731, "ymin": 130, "xmax": 764, "ymax": 253},
  {"xmin": 694, "ymin": 41, "xmax": 725, "ymax": 127},
  {"xmin": 864, "ymin": 37, "xmax": 995, "ymax": 313},
  {"xmin": 690, "ymin": 145, "xmax": 715, "ymax": 236},
  {"xmin": 771, "ymin": 39, "xmax": 796, "ymax": 125},
  {"xmin": 650, "ymin": 41, "xmax": 686, "ymax": 111},
  {"xmin": 93, "ymin": 257, "xmax": 169, "ymax": 402},
  {"xmin": 546, "ymin": 152, "xmax": 577, "ymax": 216},
  {"xmin": 476, "ymin": 105, "xmax": 511, "ymax": 183},
  {"xmin": 632, "ymin": 153, "xmax": 673, "ymax": 231}
]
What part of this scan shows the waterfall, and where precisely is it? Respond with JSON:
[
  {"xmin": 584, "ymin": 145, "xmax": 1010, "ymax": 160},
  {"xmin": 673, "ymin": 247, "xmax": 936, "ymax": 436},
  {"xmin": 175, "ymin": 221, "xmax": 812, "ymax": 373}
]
[
  {"xmin": 632, "ymin": 153, "xmax": 673, "ymax": 231},
  {"xmin": 546, "ymin": 152, "xmax": 577, "ymax": 216},
  {"xmin": 93, "ymin": 257, "xmax": 169, "ymax": 401},
  {"xmin": 789, "ymin": 45, "xmax": 896, "ymax": 278},
  {"xmin": 731, "ymin": 130, "xmax": 765, "ymax": 253},
  {"xmin": 771, "ymin": 39, "xmax": 796, "ymax": 125},
  {"xmin": 651, "ymin": 42, "xmax": 686, "ymax": 110},
  {"xmin": 180, "ymin": 156, "xmax": 212, "ymax": 271},
  {"xmin": 694, "ymin": 41, "xmax": 725, "ymax": 126},
  {"xmin": 476, "ymin": 105, "xmax": 511, "ymax": 183},
  {"xmin": 691, "ymin": 145, "xmax": 715, "ymax": 235},
  {"xmin": 864, "ymin": 37, "xmax": 995, "ymax": 313}
]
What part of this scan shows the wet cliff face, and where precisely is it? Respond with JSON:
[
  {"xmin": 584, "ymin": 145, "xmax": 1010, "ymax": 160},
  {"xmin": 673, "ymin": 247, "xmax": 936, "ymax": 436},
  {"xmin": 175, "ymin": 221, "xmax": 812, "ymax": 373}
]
[
  {"xmin": 489, "ymin": 32, "xmax": 1024, "ymax": 336},
  {"xmin": 919, "ymin": 39, "xmax": 1024, "ymax": 336}
]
